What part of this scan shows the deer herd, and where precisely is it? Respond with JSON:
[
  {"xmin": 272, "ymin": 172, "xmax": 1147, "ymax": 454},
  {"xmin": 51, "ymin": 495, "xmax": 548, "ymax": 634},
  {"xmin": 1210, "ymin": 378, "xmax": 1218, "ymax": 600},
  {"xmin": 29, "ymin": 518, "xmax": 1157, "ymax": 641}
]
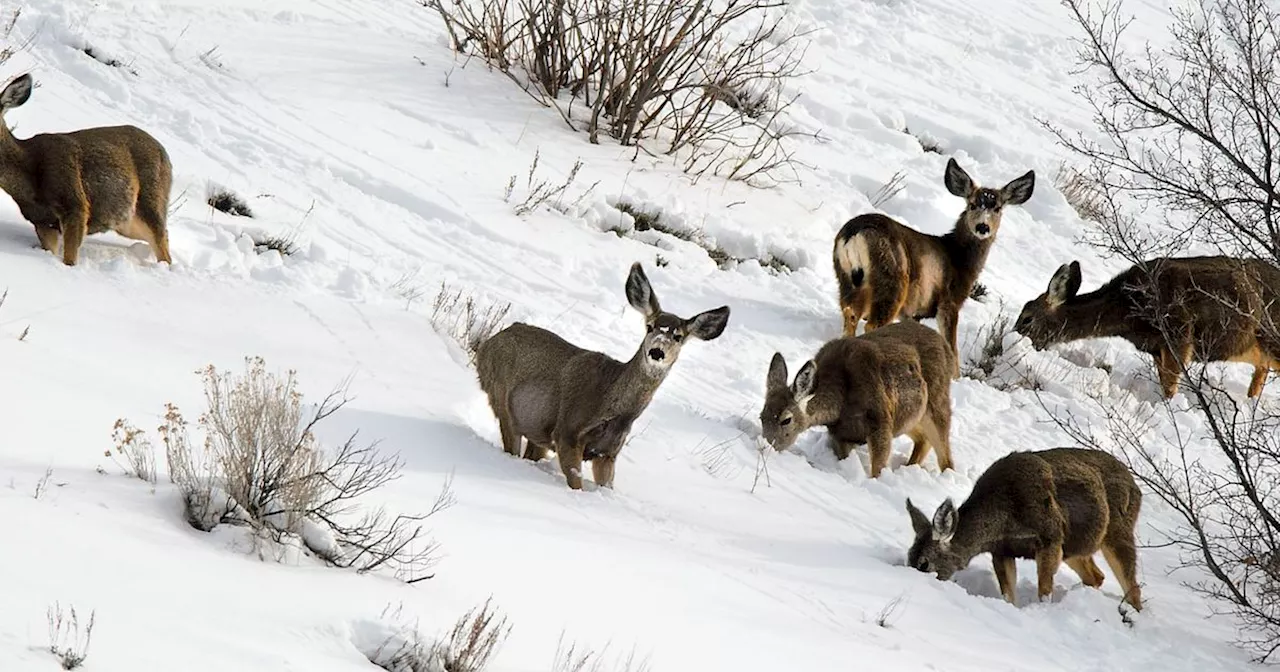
[
  {"xmin": 475, "ymin": 157, "xmax": 1280, "ymax": 614},
  {"xmin": 3, "ymin": 70, "xmax": 1279, "ymax": 614}
]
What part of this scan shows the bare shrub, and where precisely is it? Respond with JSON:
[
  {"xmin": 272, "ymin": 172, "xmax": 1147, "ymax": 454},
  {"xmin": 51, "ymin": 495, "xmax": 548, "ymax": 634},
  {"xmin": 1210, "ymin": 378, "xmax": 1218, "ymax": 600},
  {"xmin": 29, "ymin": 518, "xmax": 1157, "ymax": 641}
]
[
  {"xmin": 608, "ymin": 199, "xmax": 794, "ymax": 273},
  {"xmin": 868, "ymin": 594, "xmax": 906, "ymax": 629},
  {"xmin": 0, "ymin": 9, "xmax": 32, "ymax": 67},
  {"xmin": 434, "ymin": 598, "xmax": 511, "ymax": 672},
  {"xmin": 431, "ymin": 282, "xmax": 512, "ymax": 362},
  {"xmin": 253, "ymin": 235, "xmax": 298, "ymax": 256},
  {"xmin": 868, "ymin": 169, "xmax": 906, "ymax": 208},
  {"xmin": 969, "ymin": 282, "xmax": 988, "ymax": 301},
  {"xmin": 1053, "ymin": 161, "xmax": 1106, "ymax": 223},
  {"xmin": 1047, "ymin": 0, "xmax": 1280, "ymax": 659},
  {"xmin": 426, "ymin": 0, "xmax": 817, "ymax": 186},
  {"xmin": 1045, "ymin": 0, "xmax": 1280, "ymax": 265},
  {"xmin": 506, "ymin": 150, "xmax": 598, "ymax": 216},
  {"xmin": 207, "ymin": 185, "xmax": 254, "ymax": 218},
  {"xmin": 552, "ymin": 632, "xmax": 651, "ymax": 672},
  {"xmin": 361, "ymin": 599, "xmax": 511, "ymax": 672},
  {"xmin": 904, "ymin": 127, "xmax": 942, "ymax": 154},
  {"xmin": 148, "ymin": 357, "xmax": 452, "ymax": 582},
  {"xmin": 108, "ymin": 418, "xmax": 157, "ymax": 483},
  {"xmin": 962, "ymin": 311, "xmax": 1013, "ymax": 381},
  {"xmin": 47, "ymin": 602, "xmax": 95, "ymax": 670}
]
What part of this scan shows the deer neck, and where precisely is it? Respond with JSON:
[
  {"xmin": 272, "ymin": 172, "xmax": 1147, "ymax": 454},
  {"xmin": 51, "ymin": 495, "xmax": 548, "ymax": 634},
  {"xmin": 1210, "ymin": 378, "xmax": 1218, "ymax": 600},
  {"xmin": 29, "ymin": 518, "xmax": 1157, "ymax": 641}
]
[
  {"xmin": 942, "ymin": 225, "xmax": 994, "ymax": 292},
  {"xmin": 1050, "ymin": 289, "xmax": 1130, "ymax": 343},
  {"xmin": 0, "ymin": 122, "xmax": 31, "ymax": 198},
  {"xmin": 801, "ymin": 375, "xmax": 844, "ymax": 429},
  {"xmin": 609, "ymin": 347, "xmax": 670, "ymax": 411}
]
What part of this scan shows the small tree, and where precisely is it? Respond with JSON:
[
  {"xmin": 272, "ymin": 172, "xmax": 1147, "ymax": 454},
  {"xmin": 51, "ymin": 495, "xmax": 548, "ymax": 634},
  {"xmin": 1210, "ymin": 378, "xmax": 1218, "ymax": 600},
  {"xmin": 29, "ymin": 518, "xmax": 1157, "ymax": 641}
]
[
  {"xmin": 1044, "ymin": 0, "xmax": 1280, "ymax": 660},
  {"xmin": 155, "ymin": 357, "xmax": 453, "ymax": 582}
]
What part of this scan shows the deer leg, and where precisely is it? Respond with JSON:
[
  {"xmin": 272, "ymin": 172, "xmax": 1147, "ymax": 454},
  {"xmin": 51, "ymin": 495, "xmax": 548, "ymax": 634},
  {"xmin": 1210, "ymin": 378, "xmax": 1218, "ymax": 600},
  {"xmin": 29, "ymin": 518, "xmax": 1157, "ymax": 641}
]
[
  {"xmin": 992, "ymin": 554, "xmax": 1017, "ymax": 605},
  {"xmin": 905, "ymin": 427, "xmax": 932, "ymax": 467},
  {"xmin": 1035, "ymin": 544, "xmax": 1064, "ymax": 603},
  {"xmin": 867, "ymin": 427, "xmax": 894, "ymax": 478},
  {"xmin": 496, "ymin": 417, "xmax": 523, "ymax": 457},
  {"xmin": 1249, "ymin": 365, "xmax": 1268, "ymax": 398},
  {"xmin": 59, "ymin": 206, "xmax": 90, "ymax": 267},
  {"xmin": 591, "ymin": 455, "xmax": 617, "ymax": 489},
  {"xmin": 830, "ymin": 437, "xmax": 857, "ymax": 461},
  {"xmin": 1065, "ymin": 556, "xmax": 1104, "ymax": 588},
  {"xmin": 523, "ymin": 441, "xmax": 550, "ymax": 462},
  {"xmin": 1155, "ymin": 347, "xmax": 1182, "ymax": 399},
  {"xmin": 937, "ymin": 303, "xmax": 962, "ymax": 379},
  {"xmin": 918, "ymin": 411, "xmax": 954, "ymax": 472},
  {"xmin": 558, "ymin": 443, "xmax": 585, "ymax": 490},
  {"xmin": 1102, "ymin": 542, "xmax": 1143, "ymax": 611},
  {"xmin": 34, "ymin": 225, "xmax": 60, "ymax": 255}
]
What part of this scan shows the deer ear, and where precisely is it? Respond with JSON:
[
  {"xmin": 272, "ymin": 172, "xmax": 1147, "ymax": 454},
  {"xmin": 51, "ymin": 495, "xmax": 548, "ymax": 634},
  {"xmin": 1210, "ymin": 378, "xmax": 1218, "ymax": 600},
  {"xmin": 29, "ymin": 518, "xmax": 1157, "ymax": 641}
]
[
  {"xmin": 932, "ymin": 498, "xmax": 957, "ymax": 542},
  {"xmin": 686, "ymin": 306, "xmax": 730, "ymax": 341},
  {"xmin": 792, "ymin": 359, "xmax": 817, "ymax": 402},
  {"xmin": 767, "ymin": 352, "xmax": 788, "ymax": 392},
  {"xmin": 0, "ymin": 74, "xmax": 33, "ymax": 110},
  {"xmin": 1000, "ymin": 169, "xmax": 1036, "ymax": 205},
  {"xmin": 944, "ymin": 158, "xmax": 973, "ymax": 197},
  {"xmin": 906, "ymin": 498, "xmax": 931, "ymax": 537},
  {"xmin": 625, "ymin": 263, "xmax": 661, "ymax": 317},
  {"xmin": 1046, "ymin": 261, "xmax": 1082, "ymax": 304}
]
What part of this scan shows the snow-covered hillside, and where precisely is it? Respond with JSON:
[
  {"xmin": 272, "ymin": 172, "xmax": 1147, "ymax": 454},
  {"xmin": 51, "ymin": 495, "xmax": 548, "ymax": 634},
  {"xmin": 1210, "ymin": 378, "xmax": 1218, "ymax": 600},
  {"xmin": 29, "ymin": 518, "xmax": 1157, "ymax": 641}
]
[{"xmin": 0, "ymin": 0, "xmax": 1263, "ymax": 670}]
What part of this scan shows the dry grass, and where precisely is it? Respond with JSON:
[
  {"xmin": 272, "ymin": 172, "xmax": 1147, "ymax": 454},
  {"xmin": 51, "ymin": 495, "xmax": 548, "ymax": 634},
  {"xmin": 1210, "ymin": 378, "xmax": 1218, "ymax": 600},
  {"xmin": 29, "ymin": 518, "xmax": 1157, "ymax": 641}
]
[
  {"xmin": 431, "ymin": 282, "xmax": 512, "ymax": 362},
  {"xmin": 47, "ymin": 602, "xmax": 95, "ymax": 670},
  {"xmin": 1054, "ymin": 162, "xmax": 1106, "ymax": 222}
]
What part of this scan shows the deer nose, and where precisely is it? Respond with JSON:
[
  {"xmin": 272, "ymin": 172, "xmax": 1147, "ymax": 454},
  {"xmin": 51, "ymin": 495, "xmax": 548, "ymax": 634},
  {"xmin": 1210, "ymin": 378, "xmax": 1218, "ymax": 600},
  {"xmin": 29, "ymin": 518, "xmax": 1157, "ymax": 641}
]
[
  {"xmin": 975, "ymin": 223, "xmax": 990, "ymax": 235},
  {"xmin": 648, "ymin": 348, "xmax": 665, "ymax": 361}
]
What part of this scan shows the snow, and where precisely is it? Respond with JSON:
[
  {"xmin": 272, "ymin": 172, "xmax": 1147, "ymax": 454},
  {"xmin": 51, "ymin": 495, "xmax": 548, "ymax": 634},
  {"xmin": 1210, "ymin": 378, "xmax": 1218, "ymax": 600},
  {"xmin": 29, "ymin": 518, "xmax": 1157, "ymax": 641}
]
[{"xmin": 0, "ymin": 0, "xmax": 1263, "ymax": 670}]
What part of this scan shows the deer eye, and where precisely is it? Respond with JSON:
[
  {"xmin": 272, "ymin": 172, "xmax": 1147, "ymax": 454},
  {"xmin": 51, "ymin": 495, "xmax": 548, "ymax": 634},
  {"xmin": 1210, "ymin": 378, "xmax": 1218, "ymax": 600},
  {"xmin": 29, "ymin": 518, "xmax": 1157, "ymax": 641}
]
[{"xmin": 779, "ymin": 416, "xmax": 792, "ymax": 426}]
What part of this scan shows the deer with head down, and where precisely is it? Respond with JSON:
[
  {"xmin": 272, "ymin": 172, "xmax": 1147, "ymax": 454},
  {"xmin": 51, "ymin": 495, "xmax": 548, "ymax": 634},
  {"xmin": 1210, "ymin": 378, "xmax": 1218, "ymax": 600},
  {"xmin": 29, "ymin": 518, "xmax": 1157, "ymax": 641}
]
[
  {"xmin": 906, "ymin": 446, "xmax": 1143, "ymax": 611},
  {"xmin": 759, "ymin": 319, "xmax": 955, "ymax": 478},
  {"xmin": 0, "ymin": 74, "xmax": 173, "ymax": 266},
  {"xmin": 833, "ymin": 158, "xmax": 1035, "ymax": 374},
  {"xmin": 1015, "ymin": 256, "xmax": 1280, "ymax": 399},
  {"xmin": 475, "ymin": 262, "xmax": 730, "ymax": 490}
]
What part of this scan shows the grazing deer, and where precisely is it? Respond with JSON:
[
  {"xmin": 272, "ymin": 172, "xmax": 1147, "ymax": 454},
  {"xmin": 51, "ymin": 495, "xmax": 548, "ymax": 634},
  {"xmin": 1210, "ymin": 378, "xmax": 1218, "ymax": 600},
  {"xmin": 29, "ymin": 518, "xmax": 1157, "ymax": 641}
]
[
  {"xmin": 475, "ymin": 263, "xmax": 730, "ymax": 490},
  {"xmin": 833, "ymin": 158, "xmax": 1035, "ymax": 373},
  {"xmin": 906, "ymin": 447, "xmax": 1143, "ymax": 611},
  {"xmin": 0, "ymin": 74, "xmax": 173, "ymax": 266},
  {"xmin": 1015, "ymin": 256, "xmax": 1280, "ymax": 399},
  {"xmin": 759, "ymin": 319, "xmax": 954, "ymax": 478}
]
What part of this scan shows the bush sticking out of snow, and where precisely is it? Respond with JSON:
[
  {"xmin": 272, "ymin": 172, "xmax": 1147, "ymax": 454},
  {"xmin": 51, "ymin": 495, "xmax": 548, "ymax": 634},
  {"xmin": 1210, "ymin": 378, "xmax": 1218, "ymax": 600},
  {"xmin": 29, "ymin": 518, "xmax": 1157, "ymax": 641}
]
[
  {"xmin": 969, "ymin": 282, "xmax": 988, "ymax": 302},
  {"xmin": 47, "ymin": 602, "xmax": 95, "ymax": 670},
  {"xmin": 962, "ymin": 310, "xmax": 1013, "ymax": 381},
  {"xmin": 80, "ymin": 44, "xmax": 136, "ymax": 74},
  {"xmin": 136, "ymin": 357, "xmax": 453, "ymax": 582},
  {"xmin": 428, "ymin": 0, "xmax": 814, "ymax": 186},
  {"xmin": 904, "ymin": 126, "xmax": 942, "ymax": 154},
  {"xmin": 504, "ymin": 149, "xmax": 599, "ymax": 217},
  {"xmin": 1053, "ymin": 162, "xmax": 1106, "ymax": 223},
  {"xmin": 867, "ymin": 169, "xmax": 906, "ymax": 208},
  {"xmin": 108, "ymin": 418, "xmax": 157, "ymax": 484},
  {"xmin": 356, "ymin": 599, "xmax": 512, "ymax": 672},
  {"xmin": 0, "ymin": 9, "xmax": 21, "ymax": 67},
  {"xmin": 608, "ymin": 198, "xmax": 795, "ymax": 274},
  {"xmin": 207, "ymin": 185, "xmax": 255, "ymax": 218},
  {"xmin": 431, "ymin": 282, "xmax": 512, "ymax": 363},
  {"xmin": 551, "ymin": 632, "xmax": 651, "ymax": 672}
]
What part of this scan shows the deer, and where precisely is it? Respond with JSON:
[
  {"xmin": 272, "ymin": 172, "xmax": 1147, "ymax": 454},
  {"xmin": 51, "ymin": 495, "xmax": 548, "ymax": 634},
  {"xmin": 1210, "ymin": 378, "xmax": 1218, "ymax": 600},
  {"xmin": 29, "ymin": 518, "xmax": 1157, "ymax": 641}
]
[
  {"xmin": 0, "ymin": 73, "xmax": 173, "ymax": 266},
  {"xmin": 474, "ymin": 262, "xmax": 730, "ymax": 491},
  {"xmin": 1015, "ymin": 256, "xmax": 1280, "ymax": 399},
  {"xmin": 759, "ymin": 319, "xmax": 955, "ymax": 478},
  {"xmin": 906, "ymin": 447, "xmax": 1143, "ymax": 612},
  {"xmin": 832, "ymin": 158, "xmax": 1035, "ymax": 375}
]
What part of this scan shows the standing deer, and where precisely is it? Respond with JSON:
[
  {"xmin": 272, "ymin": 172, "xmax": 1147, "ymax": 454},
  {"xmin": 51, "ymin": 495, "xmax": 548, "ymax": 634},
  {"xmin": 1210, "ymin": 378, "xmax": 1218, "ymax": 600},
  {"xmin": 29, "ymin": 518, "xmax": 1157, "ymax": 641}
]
[
  {"xmin": 833, "ymin": 158, "xmax": 1035, "ymax": 373},
  {"xmin": 475, "ymin": 263, "xmax": 730, "ymax": 490},
  {"xmin": 906, "ymin": 447, "xmax": 1143, "ymax": 611},
  {"xmin": 0, "ymin": 74, "xmax": 173, "ymax": 266},
  {"xmin": 1015, "ymin": 256, "xmax": 1280, "ymax": 398},
  {"xmin": 759, "ymin": 319, "xmax": 955, "ymax": 478}
]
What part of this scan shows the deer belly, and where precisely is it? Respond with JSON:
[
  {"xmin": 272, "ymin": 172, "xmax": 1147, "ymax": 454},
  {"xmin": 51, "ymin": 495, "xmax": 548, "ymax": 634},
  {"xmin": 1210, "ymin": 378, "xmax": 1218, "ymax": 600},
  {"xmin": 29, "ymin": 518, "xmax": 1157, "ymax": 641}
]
[{"xmin": 509, "ymin": 381, "xmax": 559, "ymax": 444}]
